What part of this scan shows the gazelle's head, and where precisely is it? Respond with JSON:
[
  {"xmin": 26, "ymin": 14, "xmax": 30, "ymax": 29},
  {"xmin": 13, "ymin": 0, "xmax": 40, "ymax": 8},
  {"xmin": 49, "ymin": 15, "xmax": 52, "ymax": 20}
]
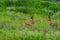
[
  {"xmin": 31, "ymin": 16, "xmax": 33, "ymax": 19},
  {"xmin": 30, "ymin": 16, "xmax": 34, "ymax": 24}
]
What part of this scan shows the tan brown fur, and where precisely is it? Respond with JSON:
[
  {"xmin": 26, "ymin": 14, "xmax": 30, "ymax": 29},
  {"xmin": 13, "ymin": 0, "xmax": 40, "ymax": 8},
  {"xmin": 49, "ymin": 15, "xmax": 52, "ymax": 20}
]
[
  {"xmin": 23, "ymin": 16, "xmax": 34, "ymax": 26},
  {"xmin": 48, "ymin": 16, "xmax": 55, "ymax": 26}
]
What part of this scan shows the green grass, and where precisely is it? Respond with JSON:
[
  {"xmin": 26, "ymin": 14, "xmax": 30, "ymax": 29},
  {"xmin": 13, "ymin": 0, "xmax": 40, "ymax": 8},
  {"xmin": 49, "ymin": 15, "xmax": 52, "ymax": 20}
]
[
  {"xmin": 0, "ymin": 0, "xmax": 60, "ymax": 40},
  {"xmin": 0, "ymin": 29, "xmax": 60, "ymax": 40},
  {"xmin": 0, "ymin": 10, "xmax": 60, "ymax": 40}
]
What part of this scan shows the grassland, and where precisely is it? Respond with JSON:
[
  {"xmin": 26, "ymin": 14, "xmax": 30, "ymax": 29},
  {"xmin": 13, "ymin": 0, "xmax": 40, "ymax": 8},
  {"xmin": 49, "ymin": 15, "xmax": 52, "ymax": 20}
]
[{"xmin": 0, "ymin": 0, "xmax": 60, "ymax": 40}]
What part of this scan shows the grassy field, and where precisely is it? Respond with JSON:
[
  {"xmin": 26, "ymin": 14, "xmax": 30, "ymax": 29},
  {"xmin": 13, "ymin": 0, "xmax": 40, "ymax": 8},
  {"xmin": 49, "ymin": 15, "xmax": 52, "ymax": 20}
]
[{"xmin": 0, "ymin": 0, "xmax": 60, "ymax": 40}]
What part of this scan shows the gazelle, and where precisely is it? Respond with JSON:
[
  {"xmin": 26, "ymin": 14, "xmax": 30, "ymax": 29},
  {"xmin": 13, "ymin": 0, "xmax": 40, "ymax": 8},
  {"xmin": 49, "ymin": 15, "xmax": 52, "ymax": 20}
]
[
  {"xmin": 23, "ymin": 16, "xmax": 34, "ymax": 26},
  {"xmin": 48, "ymin": 16, "xmax": 55, "ymax": 26}
]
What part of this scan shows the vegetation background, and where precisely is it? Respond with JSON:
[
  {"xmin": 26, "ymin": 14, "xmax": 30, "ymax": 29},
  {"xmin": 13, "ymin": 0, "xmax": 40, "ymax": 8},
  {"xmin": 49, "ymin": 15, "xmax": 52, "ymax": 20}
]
[{"xmin": 0, "ymin": 0, "xmax": 60, "ymax": 40}]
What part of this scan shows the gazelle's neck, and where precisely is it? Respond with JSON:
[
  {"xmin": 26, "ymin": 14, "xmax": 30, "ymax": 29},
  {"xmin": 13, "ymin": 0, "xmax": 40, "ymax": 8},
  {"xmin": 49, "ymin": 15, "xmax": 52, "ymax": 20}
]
[
  {"xmin": 31, "ymin": 20, "xmax": 34, "ymax": 24},
  {"xmin": 30, "ymin": 16, "xmax": 34, "ymax": 24},
  {"xmin": 48, "ymin": 16, "xmax": 51, "ymax": 21}
]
